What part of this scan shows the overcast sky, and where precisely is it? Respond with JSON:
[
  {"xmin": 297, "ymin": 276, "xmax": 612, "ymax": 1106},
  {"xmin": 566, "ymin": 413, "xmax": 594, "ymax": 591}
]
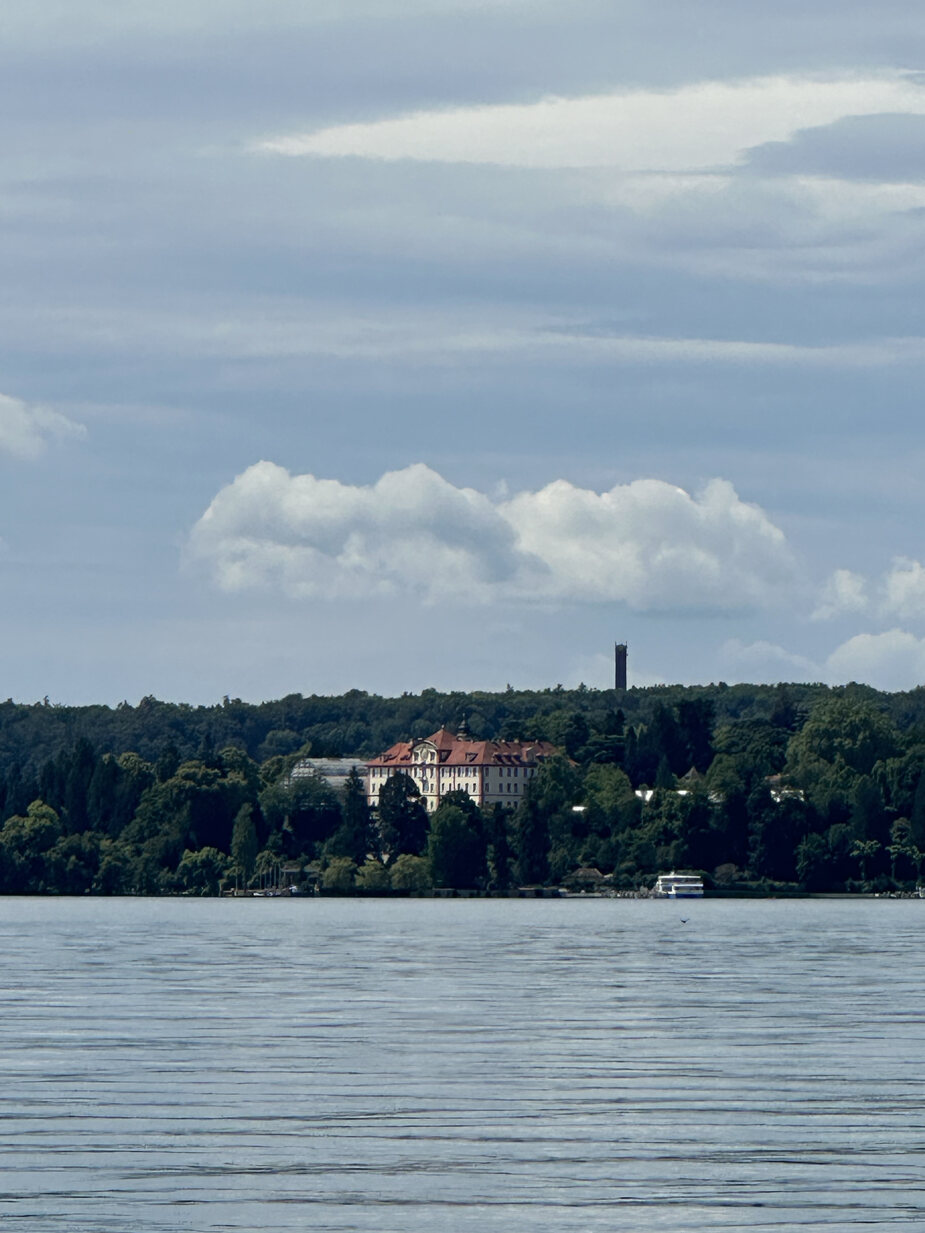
[{"xmin": 3, "ymin": 0, "xmax": 925, "ymax": 704}]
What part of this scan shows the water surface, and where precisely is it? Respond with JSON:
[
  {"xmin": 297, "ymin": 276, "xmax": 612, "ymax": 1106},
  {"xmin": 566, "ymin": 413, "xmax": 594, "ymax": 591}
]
[{"xmin": 0, "ymin": 897, "xmax": 922, "ymax": 1231}]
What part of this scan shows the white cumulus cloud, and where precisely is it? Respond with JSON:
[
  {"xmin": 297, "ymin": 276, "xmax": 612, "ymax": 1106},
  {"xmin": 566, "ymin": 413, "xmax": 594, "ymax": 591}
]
[
  {"xmin": 0, "ymin": 393, "xmax": 85, "ymax": 460},
  {"xmin": 881, "ymin": 557, "xmax": 925, "ymax": 622},
  {"xmin": 813, "ymin": 567, "xmax": 870, "ymax": 620},
  {"xmin": 815, "ymin": 558, "xmax": 925, "ymax": 624},
  {"xmin": 187, "ymin": 462, "xmax": 798, "ymax": 611},
  {"xmin": 256, "ymin": 72, "xmax": 925, "ymax": 172},
  {"xmin": 187, "ymin": 461, "xmax": 526, "ymax": 602},
  {"xmin": 826, "ymin": 628, "xmax": 925, "ymax": 691},
  {"xmin": 504, "ymin": 476, "xmax": 795, "ymax": 608}
]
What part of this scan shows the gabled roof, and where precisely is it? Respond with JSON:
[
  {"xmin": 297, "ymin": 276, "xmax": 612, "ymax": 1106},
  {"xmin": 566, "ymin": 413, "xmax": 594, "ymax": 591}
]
[{"xmin": 367, "ymin": 728, "xmax": 560, "ymax": 769}]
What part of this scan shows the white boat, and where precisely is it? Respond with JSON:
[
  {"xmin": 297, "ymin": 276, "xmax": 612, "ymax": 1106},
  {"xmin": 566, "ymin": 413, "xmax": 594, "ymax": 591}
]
[{"xmin": 654, "ymin": 871, "xmax": 704, "ymax": 898}]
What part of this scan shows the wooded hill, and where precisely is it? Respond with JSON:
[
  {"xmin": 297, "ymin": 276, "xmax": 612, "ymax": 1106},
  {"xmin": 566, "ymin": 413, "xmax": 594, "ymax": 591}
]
[{"xmin": 1, "ymin": 680, "xmax": 925, "ymax": 895}]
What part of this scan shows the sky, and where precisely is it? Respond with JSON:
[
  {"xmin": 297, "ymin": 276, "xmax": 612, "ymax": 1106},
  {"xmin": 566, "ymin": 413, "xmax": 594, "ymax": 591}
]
[{"xmin": 3, "ymin": 0, "xmax": 925, "ymax": 704}]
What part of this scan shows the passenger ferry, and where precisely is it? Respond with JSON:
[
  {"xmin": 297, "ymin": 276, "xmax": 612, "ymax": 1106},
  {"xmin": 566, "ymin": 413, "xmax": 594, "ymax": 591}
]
[{"xmin": 654, "ymin": 871, "xmax": 704, "ymax": 898}]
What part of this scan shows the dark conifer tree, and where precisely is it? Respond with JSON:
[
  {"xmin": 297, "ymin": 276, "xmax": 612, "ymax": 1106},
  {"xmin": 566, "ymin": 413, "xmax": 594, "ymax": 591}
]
[
  {"xmin": 511, "ymin": 796, "xmax": 550, "ymax": 885},
  {"xmin": 678, "ymin": 698, "xmax": 715, "ymax": 772},
  {"xmin": 484, "ymin": 804, "xmax": 514, "ymax": 890},
  {"xmin": 326, "ymin": 767, "xmax": 375, "ymax": 865},
  {"xmin": 64, "ymin": 738, "xmax": 96, "ymax": 834},
  {"xmin": 156, "ymin": 742, "xmax": 180, "ymax": 784},
  {"xmin": 377, "ymin": 772, "xmax": 428, "ymax": 859}
]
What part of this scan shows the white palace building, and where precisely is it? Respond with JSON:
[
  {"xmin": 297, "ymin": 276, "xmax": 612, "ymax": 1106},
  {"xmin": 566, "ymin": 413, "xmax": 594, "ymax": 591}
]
[{"xmin": 366, "ymin": 727, "xmax": 560, "ymax": 813}]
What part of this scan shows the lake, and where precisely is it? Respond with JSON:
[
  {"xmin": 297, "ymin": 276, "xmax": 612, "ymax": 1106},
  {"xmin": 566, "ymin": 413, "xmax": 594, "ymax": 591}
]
[{"xmin": 0, "ymin": 897, "xmax": 922, "ymax": 1231}]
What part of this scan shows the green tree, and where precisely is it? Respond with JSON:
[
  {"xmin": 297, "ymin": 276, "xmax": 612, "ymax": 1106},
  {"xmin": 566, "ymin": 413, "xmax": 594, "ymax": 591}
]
[
  {"xmin": 654, "ymin": 755, "xmax": 676, "ymax": 790},
  {"xmin": 0, "ymin": 800, "xmax": 63, "ymax": 893},
  {"xmin": 802, "ymin": 757, "xmax": 856, "ymax": 829},
  {"xmin": 377, "ymin": 773, "xmax": 428, "ymax": 860},
  {"xmin": 155, "ymin": 742, "xmax": 180, "ymax": 783},
  {"xmin": 356, "ymin": 858, "xmax": 391, "ymax": 890},
  {"xmin": 882, "ymin": 746, "xmax": 925, "ymax": 817},
  {"xmin": 427, "ymin": 804, "xmax": 486, "ymax": 888},
  {"xmin": 389, "ymin": 853, "xmax": 432, "ymax": 891},
  {"xmin": 911, "ymin": 774, "xmax": 925, "ymax": 851},
  {"xmin": 94, "ymin": 839, "xmax": 136, "ymax": 895},
  {"xmin": 176, "ymin": 847, "xmax": 231, "ymax": 895},
  {"xmin": 511, "ymin": 796, "xmax": 549, "ymax": 885},
  {"xmin": 325, "ymin": 767, "xmax": 374, "ymax": 865},
  {"xmin": 322, "ymin": 857, "xmax": 357, "ymax": 891},
  {"xmin": 510, "ymin": 756, "xmax": 583, "ymax": 885},
  {"xmin": 849, "ymin": 775, "xmax": 888, "ymax": 844},
  {"xmin": 625, "ymin": 705, "xmax": 686, "ymax": 784},
  {"xmin": 87, "ymin": 751, "xmax": 154, "ymax": 838},
  {"xmin": 851, "ymin": 838, "xmax": 880, "ymax": 884},
  {"xmin": 63, "ymin": 739, "xmax": 97, "ymax": 834},
  {"xmin": 582, "ymin": 764, "xmax": 636, "ymax": 826},
  {"xmin": 788, "ymin": 698, "xmax": 901, "ymax": 779},
  {"xmin": 887, "ymin": 817, "xmax": 915, "ymax": 882},
  {"xmin": 713, "ymin": 719, "xmax": 787, "ymax": 780},
  {"xmin": 253, "ymin": 847, "xmax": 281, "ymax": 890},
  {"xmin": 231, "ymin": 803, "xmax": 259, "ymax": 885},
  {"xmin": 825, "ymin": 823, "xmax": 855, "ymax": 885},
  {"xmin": 141, "ymin": 756, "xmax": 254, "ymax": 857},
  {"xmin": 260, "ymin": 768, "xmax": 341, "ymax": 857},
  {"xmin": 46, "ymin": 831, "xmax": 101, "ymax": 895},
  {"xmin": 581, "ymin": 708, "xmax": 626, "ymax": 766},
  {"xmin": 678, "ymin": 697, "xmax": 715, "ymax": 772},
  {"xmin": 257, "ymin": 728, "xmax": 304, "ymax": 761},
  {"xmin": 795, "ymin": 832, "xmax": 831, "ymax": 891},
  {"xmin": 748, "ymin": 787, "xmax": 810, "ymax": 882},
  {"xmin": 484, "ymin": 805, "xmax": 514, "ymax": 891},
  {"xmin": 621, "ymin": 828, "xmax": 657, "ymax": 879}
]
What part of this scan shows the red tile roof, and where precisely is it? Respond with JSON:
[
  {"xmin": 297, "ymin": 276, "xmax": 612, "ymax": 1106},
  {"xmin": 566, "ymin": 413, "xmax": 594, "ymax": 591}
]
[{"xmin": 366, "ymin": 727, "xmax": 560, "ymax": 769}]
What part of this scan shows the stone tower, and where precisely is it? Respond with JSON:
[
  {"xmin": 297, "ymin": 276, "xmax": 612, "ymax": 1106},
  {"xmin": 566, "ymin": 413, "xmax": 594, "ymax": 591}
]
[{"xmin": 614, "ymin": 643, "xmax": 628, "ymax": 691}]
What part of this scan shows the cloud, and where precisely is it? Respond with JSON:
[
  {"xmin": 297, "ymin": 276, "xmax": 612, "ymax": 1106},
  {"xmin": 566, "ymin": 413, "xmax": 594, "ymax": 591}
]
[
  {"xmin": 722, "ymin": 638, "xmax": 819, "ymax": 681},
  {"xmin": 746, "ymin": 113, "xmax": 925, "ymax": 182},
  {"xmin": 187, "ymin": 462, "xmax": 799, "ymax": 612},
  {"xmin": 0, "ymin": 393, "xmax": 85, "ymax": 460},
  {"xmin": 813, "ymin": 568, "xmax": 870, "ymax": 620},
  {"xmin": 504, "ymin": 476, "xmax": 796, "ymax": 608},
  {"xmin": 187, "ymin": 461, "xmax": 525, "ymax": 602},
  {"xmin": 826, "ymin": 628, "xmax": 925, "ymax": 691},
  {"xmin": 244, "ymin": 70, "xmax": 925, "ymax": 288},
  {"xmin": 815, "ymin": 558, "xmax": 925, "ymax": 624},
  {"xmin": 881, "ymin": 557, "xmax": 925, "ymax": 622},
  {"xmin": 721, "ymin": 626, "xmax": 925, "ymax": 690},
  {"xmin": 256, "ymin": 72, "xmax": 925, "ymax": 172},
  {"xmin": 8, "ymin": 298, "xmax": 924, "ymax": 370}
]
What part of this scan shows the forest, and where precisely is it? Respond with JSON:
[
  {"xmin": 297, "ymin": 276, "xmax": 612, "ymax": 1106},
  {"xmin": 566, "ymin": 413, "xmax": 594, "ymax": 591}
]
[{"xmin": 1, "ymin": 680, "xmax": 925, "ymax": 895}]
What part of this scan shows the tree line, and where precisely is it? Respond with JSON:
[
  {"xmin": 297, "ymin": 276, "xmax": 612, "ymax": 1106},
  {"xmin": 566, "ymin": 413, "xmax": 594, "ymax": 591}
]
[
  {"xmin": 6, "ymin": 678, "xmax": 925, "ymax": 773},
  {"xmin": 1, "ymin": 682, "xmax": 925, "ymax": 893}
]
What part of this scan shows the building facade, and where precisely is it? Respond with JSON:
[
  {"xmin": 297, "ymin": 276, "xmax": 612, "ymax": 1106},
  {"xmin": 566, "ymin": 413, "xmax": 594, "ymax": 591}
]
[{"xmin": 366, "ymin": 727, "xmax": 560, "ymax": 813}]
